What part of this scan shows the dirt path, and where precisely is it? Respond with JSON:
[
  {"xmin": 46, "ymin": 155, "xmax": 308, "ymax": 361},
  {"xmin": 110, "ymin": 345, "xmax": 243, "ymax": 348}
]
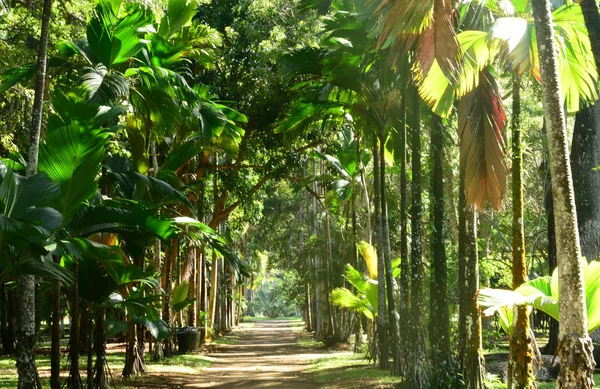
[{"xmin": 185, "ymin": 320, "xmax": 325, "ymax": 388}]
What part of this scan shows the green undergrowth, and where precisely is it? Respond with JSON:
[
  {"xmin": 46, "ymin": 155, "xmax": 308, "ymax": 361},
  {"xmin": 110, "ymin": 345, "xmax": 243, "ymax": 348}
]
[
  {"xmin": 309, "ymin": 352, "xmax": 403, "ymax": 388},
  {"xmin": 0, "ymin": 350, "xmax": 213, "ymax": 389}
]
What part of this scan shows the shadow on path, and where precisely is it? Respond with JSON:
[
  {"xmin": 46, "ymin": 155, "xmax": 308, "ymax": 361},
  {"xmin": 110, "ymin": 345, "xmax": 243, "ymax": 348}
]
[{"xmin": 186, "ymin": 320, "xmax": 325, "ymax": 388}]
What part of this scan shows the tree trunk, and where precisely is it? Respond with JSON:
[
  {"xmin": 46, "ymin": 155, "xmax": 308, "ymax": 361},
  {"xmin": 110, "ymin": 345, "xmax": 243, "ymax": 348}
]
[
  {"xmin": 85, "ymin": 314, "xmax": 93, "ymax": 387},
  {"xmin": 407, "ymin": 87, "xmax": 428, "ymax": 387},
  {"xmin": 542, "ymin": 121, "xmax": 560, "ymax": 354},
  {"xmin": 18, "ymin": 0, "xmax": 52, "ymax": 387},
  {"xmin": 185, "ymin": 246, "xmax": 197, "ymax": 326},
  {"xmin": 398, "ymin": 89, "xmax": 410, "ymax": 374},
  {"xmin": 571, "ymin": 102, "xmax": 600, "ymax": 261},
  {"xmin": 429, "ymin": 113, "xmax": 451, "ymax": 383},
  {"xmin": 206, "ymin": 251, "xmax": 218, "ymax": 341},
  {"xmin": 379, "ymin": 127, "xmax": 401, "ymax": 376},
  {"xmin": 531, "ymin": 0, "xmax": 595, "ymax": 385},
  {"xmin": 92, "ymin": 308, "xmax": 108, "ymax": 389},
  {"xmin": 0, "ymin": 285, "xmax": 16, "ymax": 354},
  {"xmin": 458, "ymin": 169, "xmax": 468, "ymax": 371},
  {"xmin": 510, "ymin": 76, "xmax": 534, "ymax": 388},
  {"xmin": 161, "ymin": 240, "xmax": 177, "ymax": 357},
  {"xmin": 372, "ymin": 132, "xmax": 388, "ymax": 369},
  {"xmin": 66, "ymin": 262, "xmax": 83, "ymax": 389},
  {"xmin": 122, "ymin": 318, "xmax": 143, "ymax": 378},
  {"xmin": 463, "ymin": 203, "xmax": 485, "ymax": 389},
  {"xmin": 50, "ymin": 257, "xmax": 61, "ymax": 389},
  {"xmin": 152, "ymin": 238, "xmax": 163, "ymax": 361}
]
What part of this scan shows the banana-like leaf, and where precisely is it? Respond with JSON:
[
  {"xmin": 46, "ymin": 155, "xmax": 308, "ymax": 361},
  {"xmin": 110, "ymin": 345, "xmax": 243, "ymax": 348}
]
[
  {"xmin": 173, "ymin": 281, "xmax": 196, "ymax": 312},
  {"xmin": 357, "ymin": 240, "xmax": 377, "ymax": 279},
  {"xmin": 458, "ymin": 68, "xmax": 507, "ymax": 211},
  {"xmin": 479, "ymin": 260, "xmax": 600, "ymax": 333},
  {"xmin": 330, "ymin": 287, "xmax": 374, "ymax": 319}
]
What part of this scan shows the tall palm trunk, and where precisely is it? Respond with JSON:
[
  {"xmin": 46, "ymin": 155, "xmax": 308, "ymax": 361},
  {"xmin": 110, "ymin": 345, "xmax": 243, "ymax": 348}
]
[
  {"xmin": 462, "ymin": 201, "xmax": 485, "ymax": 389},
  {"xmin": 458, "ymin": 168, "xmax": 468, "ymax": 372},
  {"xmin": 398, "ymin": 89, "xmax": 410, "ymax": 373},
  {"xmin": 92, "ymin": 308, "xmax": 108, "ymax": 389},
  {"xmin": 542, "ymin": 122, "xmax": 560, "ymax": 354},
  {"xmin": 429, "ymin": 113, "xmax": 450, "ymax": 382},
  {"xmin": 123, "ymin": 254, "xmax": 146, "ymax": 378},
  {"xmin": 510, "ymin": 76, "xmax": 534, "ymax": 388},
  {"xmin": 18, "ymin": 1, "xmax": 52, "ymax": 388},
  {"xmin": 532, "ymin": 0, "xmax": 595, "ymax": 386},
  {"xmin": 162, "ymin": 240, "xmax": 177, "ymax": 356},
  {"xmin": 50, "ymin": 256, "xmax": 61, "ymax": 389},
  {"xmin": 66, "ymin": 261, "xmax": 83, "ymax": 389},
  {"xmin": 407, "ymin": 86, "xmax": 428, "ymax": 387},
  {"xmin": 206, "ymin": 251, "xmax": 218, "ymax": 341},
  {"xmin": 372, "ymin": 132, "xmax": 388, "ymax": 368},
  {"xmin": 379, "ymin": 127, "xmax": 401, "ymax": 376}
]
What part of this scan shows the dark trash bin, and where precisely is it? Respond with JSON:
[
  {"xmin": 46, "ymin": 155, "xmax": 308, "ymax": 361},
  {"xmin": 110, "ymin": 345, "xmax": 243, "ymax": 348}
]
[{"xmin": 176, "ymin": 327, "xmax": 201, "ymax": 353}]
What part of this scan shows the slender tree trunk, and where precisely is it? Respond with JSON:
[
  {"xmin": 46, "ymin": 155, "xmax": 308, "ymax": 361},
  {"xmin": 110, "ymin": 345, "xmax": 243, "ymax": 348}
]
[
  {"xmin": 325, "ymin": 213, "xmax": 337, "ymax": 338},
  {"xmin": 92, "ymin": 308, "xmax": 108, "ymax": 389},
  {"xmin": 50, "ymin": 256, "xmax": 61, "ymax": 389},
  {"xmin": 0, "ymin": 285, "xmax": 16, "ymax": 354},
  {"xmin": 86, "ymin": 314, "xmax": 92, "ymax": 387},
  {"xmin": 407, "ymin": 87, "xmax": 428, "ymax": 387},
  {"xmin": 206, "ymin": 251, "xmax": 218, "ymax": 341},
  {"xmin": 18, "ymin": 1, "xmax": 52, "ymax": 388},
  {"xmin": 458, "ymin": 169, "xmax": 468, "ymax": 371},
  {"xmin": 66, "ymin": 262, "xmax": 83, "ymax": 389},
  {"xmin": 185, "ymin": 246, "xmax": 197, "ymax": 326},
  {"xmin": 429, "ymin": 113, "xmax": 451, "ymax": 383},
  {"xmin": 463, "ymin": 203, "xmax": 485, "ymax": 389},
  {"xmin": 509, "ymin": 76, "xmax": 534, "ymax": 389},
  {"xmin": 542, "ymin": 121, "xmax": 560, "ymax": 354},
  {"xmin": 398, "ymin": 89, "xmax": 410, "ymax": 374},
  {"xmin": 531, "ymin": 0, "xmax": 595, "ymax": 386},
  {"xmin": 372, "ymin": 132, "xmax": 388, "ymax": 368},
  {"xmin": 379, "ymin": 127, "xmax": 401, "ymax": 375},
  {"xmin": 162, "ymin": 241, "xmax": 177, "ymax": 357}
]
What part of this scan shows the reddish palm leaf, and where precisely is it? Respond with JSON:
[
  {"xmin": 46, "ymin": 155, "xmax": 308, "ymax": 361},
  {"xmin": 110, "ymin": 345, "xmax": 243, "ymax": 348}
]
[
  {"xmin": 376, "ymin": 0, "xmax": 434, "ymax": 42},
  {"xmin": 458, "ymin": 68, "xmax": 507, "ymax": 211},
  {"xmin": 414, "ymin": 0, "xmax": 460, "ymax": 81}
]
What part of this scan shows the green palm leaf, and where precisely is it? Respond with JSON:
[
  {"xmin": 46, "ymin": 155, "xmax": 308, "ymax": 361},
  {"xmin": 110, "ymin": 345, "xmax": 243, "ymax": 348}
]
[{"xmin": 38, "ymin": 121, "xmax": 111, "ymax": 227}]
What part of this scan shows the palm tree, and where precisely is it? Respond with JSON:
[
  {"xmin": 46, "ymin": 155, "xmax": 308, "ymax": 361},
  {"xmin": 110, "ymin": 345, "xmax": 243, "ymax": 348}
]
[
  {"xmin": 18, "ymin": 0, "xmax": 53, "ymax": 387},
  {"xmin": 531, "ymin": 0, "xmax": 595, "ymax": 385}
]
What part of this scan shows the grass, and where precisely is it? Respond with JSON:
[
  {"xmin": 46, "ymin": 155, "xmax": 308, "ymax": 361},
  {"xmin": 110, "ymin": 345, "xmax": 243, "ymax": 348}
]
[
  {"xmin": 241, "ymin": 315, "xmax": 303, "ymax": 322},
  {"xmin": 0, "ymin": 348, "xmax": 213, "ymax": 389},
  {"xmin": 536, "ymin": 375, "xmax": 600, "ymax": 389},
  {"xmin": 297, "ymin": 333, "xmax": 324, "ymax": 348},
  {"xmin": 213, "ymin": 334, "xmax": 239, "ymax": 345},
  {"xmin": 309, "ymin": 352, "xmax": 402, "ymax": 388}
]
